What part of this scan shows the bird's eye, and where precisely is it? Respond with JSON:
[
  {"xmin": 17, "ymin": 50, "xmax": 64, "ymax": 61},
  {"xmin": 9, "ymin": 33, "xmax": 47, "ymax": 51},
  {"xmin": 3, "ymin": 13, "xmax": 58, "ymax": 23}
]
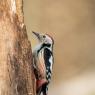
[{"xmin": 43, "ymin": 35, "xmax": 46, "ymax": 38}]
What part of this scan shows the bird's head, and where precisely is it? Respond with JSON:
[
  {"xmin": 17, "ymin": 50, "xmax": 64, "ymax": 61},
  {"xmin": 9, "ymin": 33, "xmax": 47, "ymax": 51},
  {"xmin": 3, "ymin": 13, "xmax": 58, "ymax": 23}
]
[{"xmin": 32, "ymin": 31, "xmax": 54, "ymax": 45}]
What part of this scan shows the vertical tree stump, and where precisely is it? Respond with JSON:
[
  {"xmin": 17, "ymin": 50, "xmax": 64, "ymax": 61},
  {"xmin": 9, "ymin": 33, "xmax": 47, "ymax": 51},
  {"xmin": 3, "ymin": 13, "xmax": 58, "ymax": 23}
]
[{"xmin": 0, "ymin": 0, "xmax": 35, "ymax": 95}]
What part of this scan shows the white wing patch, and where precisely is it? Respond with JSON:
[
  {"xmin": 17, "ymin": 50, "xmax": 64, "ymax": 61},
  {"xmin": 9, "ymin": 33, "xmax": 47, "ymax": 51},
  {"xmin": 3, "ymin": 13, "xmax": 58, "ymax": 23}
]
[{"xmin": 49, "ymin": 55, "xmax": 53, "ymax": 71}]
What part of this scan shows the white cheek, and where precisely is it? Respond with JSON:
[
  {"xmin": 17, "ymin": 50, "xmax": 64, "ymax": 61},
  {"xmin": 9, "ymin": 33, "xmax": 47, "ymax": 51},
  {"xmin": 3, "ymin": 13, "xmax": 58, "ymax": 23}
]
[{"xmin": 46, "ymin": 36, "xmax": 52, "ymax": 43}]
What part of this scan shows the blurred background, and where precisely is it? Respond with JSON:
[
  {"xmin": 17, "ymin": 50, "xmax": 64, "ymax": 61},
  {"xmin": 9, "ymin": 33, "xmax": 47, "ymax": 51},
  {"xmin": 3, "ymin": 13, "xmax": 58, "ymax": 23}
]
[{"xmin": 23, "ymin": 0, "xmax": 95, "ymax": 95}]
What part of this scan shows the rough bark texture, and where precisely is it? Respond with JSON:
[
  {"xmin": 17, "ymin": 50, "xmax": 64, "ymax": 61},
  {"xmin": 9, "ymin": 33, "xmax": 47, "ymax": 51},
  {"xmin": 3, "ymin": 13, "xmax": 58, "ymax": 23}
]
[{"xmin": 0, "ymin": 0, "xmax": 35, "ymax": 95}]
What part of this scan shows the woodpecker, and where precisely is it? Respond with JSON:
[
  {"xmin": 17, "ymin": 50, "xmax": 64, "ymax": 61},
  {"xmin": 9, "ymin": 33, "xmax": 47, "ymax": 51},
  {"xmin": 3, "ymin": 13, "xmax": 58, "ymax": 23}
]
[{"xmin": 32, "ymin": 31, "xmax": 54, "ymax": 95}]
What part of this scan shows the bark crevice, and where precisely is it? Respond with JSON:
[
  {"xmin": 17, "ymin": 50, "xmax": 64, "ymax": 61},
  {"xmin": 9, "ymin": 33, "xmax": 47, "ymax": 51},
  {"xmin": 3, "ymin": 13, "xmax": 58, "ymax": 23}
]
[{"xmin": 0, "ymin": 0, "xmax": 35, "ymax": 95}]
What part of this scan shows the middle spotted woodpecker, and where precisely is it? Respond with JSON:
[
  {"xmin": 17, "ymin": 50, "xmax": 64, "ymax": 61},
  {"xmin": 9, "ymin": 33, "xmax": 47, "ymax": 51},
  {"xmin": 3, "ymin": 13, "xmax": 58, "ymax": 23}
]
[{"xmin": 32, "ymin": 31, "xmax": 54, "ymax": 95}]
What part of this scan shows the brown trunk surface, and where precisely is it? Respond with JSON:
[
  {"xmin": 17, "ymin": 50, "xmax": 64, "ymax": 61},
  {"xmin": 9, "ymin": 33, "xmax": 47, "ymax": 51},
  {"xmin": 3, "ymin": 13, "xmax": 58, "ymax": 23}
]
[{"xmin": 0, "ymin": 0, "xmax": 35, "ymax": 95}]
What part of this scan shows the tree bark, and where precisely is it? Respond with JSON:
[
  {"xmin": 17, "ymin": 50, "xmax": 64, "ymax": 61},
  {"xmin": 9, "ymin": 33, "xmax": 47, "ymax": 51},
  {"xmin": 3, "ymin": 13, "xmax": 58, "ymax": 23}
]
[{"xmin": 0, "ymin": 0, "xmax": 35, "ymax": 95}]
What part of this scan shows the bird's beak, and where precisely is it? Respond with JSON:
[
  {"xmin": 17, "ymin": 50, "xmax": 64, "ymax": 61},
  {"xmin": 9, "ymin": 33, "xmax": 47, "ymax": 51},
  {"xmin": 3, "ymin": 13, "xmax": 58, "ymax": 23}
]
[{"xmin": 32, "ymin": 31, "xmax": 41, "ymax": 40}]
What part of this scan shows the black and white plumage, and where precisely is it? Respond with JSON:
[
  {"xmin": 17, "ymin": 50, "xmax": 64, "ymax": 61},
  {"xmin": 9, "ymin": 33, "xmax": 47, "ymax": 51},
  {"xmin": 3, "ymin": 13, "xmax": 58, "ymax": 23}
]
[{"xmin": 32, "ymin": 31, "xmax": 54, "ymax": 95}]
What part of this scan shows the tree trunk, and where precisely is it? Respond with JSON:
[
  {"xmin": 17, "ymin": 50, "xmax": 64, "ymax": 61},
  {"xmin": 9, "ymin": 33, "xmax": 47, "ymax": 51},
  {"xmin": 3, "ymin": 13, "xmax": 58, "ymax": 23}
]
[{"xmin": 0, "ymin": 0, "xmax": 35, "ymax": 95}]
